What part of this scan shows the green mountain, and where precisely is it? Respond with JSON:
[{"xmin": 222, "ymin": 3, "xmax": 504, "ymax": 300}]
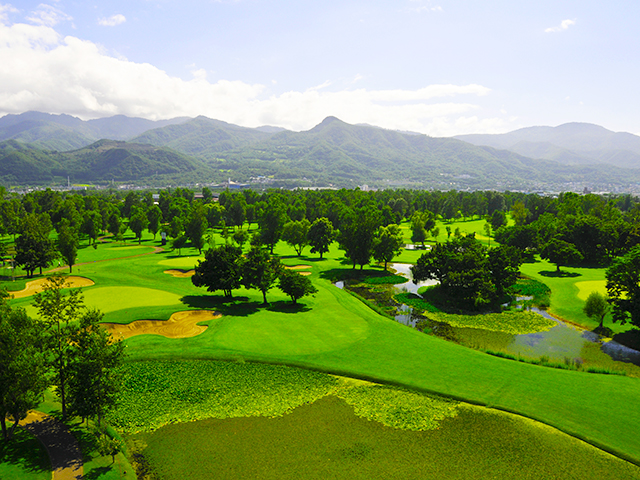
[
  {"xmin": 131, "ymin": 116, "xmax": 277, "ymax": 158},
  {"xmin": 209, "ymin": 117, "xmax": 640, "ymax": 189},
  {"xmin": 0, "ymin": 139, "xmax": 208, "ymax": 184},
  {"xmin": 0, "ymin": 112, "xmax": 189, "ymax": 151},
  {"xmin": 455, "ymin": 123, "xmax": 640, "ymax": 169}
]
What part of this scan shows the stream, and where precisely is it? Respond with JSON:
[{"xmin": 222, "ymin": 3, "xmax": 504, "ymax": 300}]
[{"xmin": 362, "ymin": 264, "xmax": 640, "ymax": 367}]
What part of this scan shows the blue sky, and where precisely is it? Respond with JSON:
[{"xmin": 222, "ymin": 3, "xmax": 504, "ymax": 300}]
[{"xmin": 1, "ymin": 0, "xmax": 639, "ymax": 136}]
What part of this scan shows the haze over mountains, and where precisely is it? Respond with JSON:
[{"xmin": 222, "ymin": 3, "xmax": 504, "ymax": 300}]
[{"xmin": 1, "ymin": 111, "xmax": 640, "ymax": 192}]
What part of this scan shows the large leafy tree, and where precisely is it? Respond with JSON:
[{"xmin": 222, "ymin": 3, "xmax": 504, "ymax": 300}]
[
  {"xmin": 0, "ymin": 293, "xmax": 48, "ymax": 440},
  {"xmin": 146, "ymin": 204, "xmax": 163, "ymax": 240},
  {"xmin": 411, "ymin": 234, "xmax": 497, "ymax": 308},
  {"xmin": 373, "ymin": 224, "xmax": 404, "ymax": 270},
  {"xmin": 33, "ymin": 274, "xmax": 84, "ymax": 420},
  {"xmin": 185, "ymin": 204, "xmax": 209, "ymax": 254},
  {"xmin": 606, "ymin": 245, "xmax": 640, "ymax": 327},
  {"xmin": 68, "ymin": 309, "xmax": 124, "ymax": 427},
  {"xmin": 338, "ymin": 207, "xmax": 381, "ymax": 269},
  {"xmin": 258, "ymin": 195, "xmax": 288, "ymax": 254},
  {"xmin": 540, "ymin": 238, "xmax": 583, "ymax": 272},
  {"xmin": 307, "ymin": 217, "xmax": 335, "ymax": 259},
  {"xmin": 242, "ymin": 246, "xmax": 283, "ymax": 304},
  {"xmin": 279, "ymin": 269, "xmax": 317, "ymax": 304},
  {"xmin": 191, "ymin": 244, "xmax": 243, "ymax": 298},
  {"xmin": 57, "ymin": 219, "xmax": 79, "ymax": 273},
  {"xmin": 128, "ymin": 206, "xmax": 149, "ymax": 244},
  {"xmin": 282, "ymin": 219, "xmax": 311, "ymax": 256},
  {"xmin": 14, "ymin": 213, "xmax": 58, "ymax": 277},
  {"xmin": 410, "ymin": 211, "xmax": 435, "ymax": 248},
  {"xmin": 81, "ymin": 210, "xmax": 102, "ymax": 245},
  {"xmin": 487, "ymin": 245, "xmax": 522, "ymax": 299}
]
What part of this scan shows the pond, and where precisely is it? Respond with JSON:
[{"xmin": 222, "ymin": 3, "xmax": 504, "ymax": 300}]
[{"xmin": 342, "ymin": 265, "xmax": 640, "ymax": 368}]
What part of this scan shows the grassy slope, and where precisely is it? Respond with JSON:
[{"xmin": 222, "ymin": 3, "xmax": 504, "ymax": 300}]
[{"xmin": 6, "ymin": 228, "xmax": 640, "ymax": 465}]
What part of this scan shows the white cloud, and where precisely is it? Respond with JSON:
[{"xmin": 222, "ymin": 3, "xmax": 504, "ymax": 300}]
[
  {"xmin": 26, "ymin": 4, "xmax": 71, "ymax": 27},
  {"xmin": 0, "ymin": 4, "xmax": 18, "ymax": 23},
  {"xmin": 545, "ymin": 19, "xmax": 576, "ymax": 33},
  {"xmin": 98, "ymin": 14, "xmax": 126, "ymax": 27},
  {"xmin": 0, "ymin": 18, "xmax": 507, "ymax": 136},
  {"xmin": 407, "ymin": 0, "xmax": 443, "ymax": 13}
]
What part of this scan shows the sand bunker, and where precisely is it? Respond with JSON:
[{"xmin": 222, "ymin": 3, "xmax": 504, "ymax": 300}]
[
  {"xmin": 10, "ymin": 276, "xmax": 95, "ymax": 299},
  {"xmin": 284, "ymin": 265, "xmax": 311, "ymax": 276},
  {"xmin": 164, "ymin": 269, "xmax": 195, "ymax": 278},
  {"xmin": 101, "ymin": 310, "xmax": 220, "ymax": 339}
]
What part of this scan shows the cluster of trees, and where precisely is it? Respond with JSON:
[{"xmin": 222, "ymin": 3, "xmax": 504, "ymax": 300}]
[
  {"xmin": 192, "ymin": 244, "xmax": 317, "ymax": 305},
  {"xmin": 495, "ymin": 192, "xmax": 640, "ymax": 270},
  {"xmin": 0, "ymin": 275, "xmax": 123, "ymax": 441},
  {"xmin": 410, "ymin": 234, "xmax": 522, "ymax": 309}
]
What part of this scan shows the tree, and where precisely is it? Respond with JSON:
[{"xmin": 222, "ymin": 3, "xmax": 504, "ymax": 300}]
[
  {"xmin": 68, "ymin": 309, "xmax": 124, "ymax": 427},
  {"xmin": 307, "ymin": 217, "xmax": 335, "ymax": 259},
  {"xmin": 185, "ymin": 204, "xmax": 208, "ymax": 254},
  {"xmin": 192, "ymin": 244, "xmax": 243, "ymax": 298},
  {"xmin": 490, "ymin": 210, "xmax": 507, "ymax": 231},
  {"xmin": 57, "ymin": 219, "xmax": 79, "ymax": 273},
  {"xmin": 146, "ymin": 204, "xmax": 163, "ymax": 240},
  {"xmin": 128, "ymin": 207, "xmax": 149, "ymax": 244},
  {"xmin": 97, "ymin": 434, "xmax": 123, "ymax": 464},
  {"xmin": 337, "ymin": 207, "xmax": 381, "ymax": 269},
  {"xmin": 410, "ymin": 211, "xmax": 435, "ymax": 248},
  {"xmin": 0, "ymin": 292, "xmax": 48, "ymax": 440},
  {"xmin": 282, "ymin": 219, "xmax": 311, "ymax": 256},
  {"xmin": 232, "ymin": 228, "xmax": 249, "ymax": 249},
  {"xmin": 606, "ymin": 245, "xmax": 640, "ymax": 327},
  {"xmin": 14, "ymin": 213, "xmax": 58, "ymax": 277},
  {"xmin": 33, "ymin": 274, "xmax": 84, "ymax": 420},
  {"xmin": 373, "ymin": 224, "xmax": 404, "ymax": 270},
  {"xmin": 226, "ymin": 195, "xmax": 247, "ymax": 228},
  {"xmin": 242, "ymin": 246, "xmax": 283, "ymax": 304},
  {"xmin": 411, "ymin": 234, "xmax": 496, "ymax": 308},
  {"xmin": 583, "ymin": 291, "xmax": 611, "ymax": 330},
  {"xmin": 171, "ymin": 234, "xmax": 188, "ymax": 255},
  {"xmin": 540, "ymin": 238, "xmax": 583, "ymax": 272},
  {"xmin": 278, "ymin": 270, "xmax": 318, "ymax": 304},
  {"xmin": 487, "ymin": 245, "xmax": 522, "ymax": 299},
  {"xmin": 81, "ymin": 210, "xmax": 102, "ymax": 246},
  {"xmin": 258, "ymin": 195, "xmax": 287, "ymax": 253}
]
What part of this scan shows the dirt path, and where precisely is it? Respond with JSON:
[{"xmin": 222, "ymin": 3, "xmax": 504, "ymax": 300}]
[{"xmin": 20, "ymin": 411, "xmax": 83, "ymax": 480}]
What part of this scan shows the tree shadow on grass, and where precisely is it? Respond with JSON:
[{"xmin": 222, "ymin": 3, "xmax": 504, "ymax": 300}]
[
  {"xmin": 84, "ymin": 466, "xmax": 114, "ymax": 479},
  {"xmin": 538, "ymin": 270, "xmax": 582, "ymax": 278},
  {"xmin": 0, "ymin": 427, "xmax": 51, "ymax": 474},
  {"xmin": 266, "ymin": 300, "xmax": 312, "ymax": 314},
  {"xmin": 180, "ymin": 295, "xmax": 261, "ymax": 317},
  {"xmin": 319, "ymin": 266, "xmax": 391, "ymax": 283}
]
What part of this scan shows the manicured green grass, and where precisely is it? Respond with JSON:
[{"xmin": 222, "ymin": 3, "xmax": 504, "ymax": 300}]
[
  {"xmin": 134, "ymin": 396, "xmax": 640, "ymax": 480},
  {"xmin": 0, "ymin": 427, "xmax": 50, "ymax": 480},
  {"xmin": 5, "ymin": 237, "xmax": 640, "ymax": 468},
  {"xmin": 519, "ymin": 257, "xmax": 625, "ymax": 332}
]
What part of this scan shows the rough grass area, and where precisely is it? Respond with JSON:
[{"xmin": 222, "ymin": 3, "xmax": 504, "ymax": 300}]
[
  {"xmin": 108, "ymin": 360, "xmax": 459, "ymax": 434},
  {"xmin": 427, "ymin": 311, "xmax": 556, "ymax": 335},
  {"xmin": 132, "ymin": 395, "xmax": 640, "ymax": 480}
]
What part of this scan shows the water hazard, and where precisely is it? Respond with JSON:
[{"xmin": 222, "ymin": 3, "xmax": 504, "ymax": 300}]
[{"xmin": 336, "ymin": 264, "xmax": 640, "ymax": 368}]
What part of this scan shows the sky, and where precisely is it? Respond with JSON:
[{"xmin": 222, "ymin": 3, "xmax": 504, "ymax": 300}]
[{"xmin": 1, "ymin": 0, "xmax": 640, "ymax": 137}]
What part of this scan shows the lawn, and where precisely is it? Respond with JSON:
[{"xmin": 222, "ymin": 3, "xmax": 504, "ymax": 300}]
[{"xmin": 4, "ymin": 228, "xmax": 640, "ymax": 476}]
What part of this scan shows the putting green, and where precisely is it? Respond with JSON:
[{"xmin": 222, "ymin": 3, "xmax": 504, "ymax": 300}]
[
  {"xmin": 575, "ymin": 280, "xmax": 607, "ymax": 300},
  {"xmin": 158, "ymin": 256, "xmax": 204, "ymax": 269},
  {"xmin": 82, "ymin": 287, "xmax": 182, "ymax": 313}
]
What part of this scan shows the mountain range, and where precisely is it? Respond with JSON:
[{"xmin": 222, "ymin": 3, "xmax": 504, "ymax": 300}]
[{"xmin": 1, "ymin": 111, "xmax": 640, "ymax": 191}]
